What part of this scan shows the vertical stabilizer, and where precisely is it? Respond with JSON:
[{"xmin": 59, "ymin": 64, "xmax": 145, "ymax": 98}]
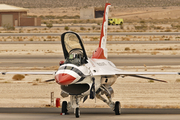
[
  {"xmin": 92, "ymin": 3, "xmax": 111, "ymax": 59},
  {"xmin": 99, "ymin": 3, "xmax": 111, "ymax": 56}
]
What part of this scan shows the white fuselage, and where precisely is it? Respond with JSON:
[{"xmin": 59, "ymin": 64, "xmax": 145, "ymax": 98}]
[{"xmin": 55, "ymin": 58, "xmax": 120, "ymax": 96}]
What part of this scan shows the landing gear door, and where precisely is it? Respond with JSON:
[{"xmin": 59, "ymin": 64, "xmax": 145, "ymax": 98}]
[{"xmin": 61, "ymin": 32, "xmax": 88, "ymax": 65}]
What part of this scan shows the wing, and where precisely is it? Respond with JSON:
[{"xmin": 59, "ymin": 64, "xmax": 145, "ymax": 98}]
[
  {"xmin": 1, "ymin": 71, "xmax": 56, "ymax": 75},
  {"xmin": 115, "ymin": 71, "xmax": 180, "ymax": 75},
  {"xmin": 93, "ymin": 67, "xmax": 180, "ymax": 76},
  {"xmin": 93, "ymin": 68, "xmax": 180, "ymax": 83}
]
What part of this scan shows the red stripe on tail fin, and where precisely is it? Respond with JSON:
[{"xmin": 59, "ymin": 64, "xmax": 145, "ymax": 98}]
[
  {"xmin": 92, "ymin": 3, "xmax": 111, "ymax": 59},
  {"xmin": 92, "ymin": 47, "xmax": 106, "ymax": 59}
]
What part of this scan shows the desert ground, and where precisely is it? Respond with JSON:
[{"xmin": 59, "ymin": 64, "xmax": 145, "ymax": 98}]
[
  {"xmin": 0, "ymin": 0, "xmax": 180, "ymax": 108},
  {"xmin": 0, "ymin": 65, "xmax": 180, "ymax": 108},
  {"xmin": 1, "ymin": 43, "xmax": 180, "ymax": 56},
  {"xmin": 0, "ymin": 44, "xmax": 180, "ymax": 108}
]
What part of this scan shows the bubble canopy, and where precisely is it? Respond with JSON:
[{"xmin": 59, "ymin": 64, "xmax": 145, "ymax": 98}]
[{"xmin": 61, "ymin": 32, "xmax": 88, "ymax": 65}]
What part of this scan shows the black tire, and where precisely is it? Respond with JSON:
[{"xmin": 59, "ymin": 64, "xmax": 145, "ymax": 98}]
[
  {"xmin": 62, "ymin": 101, "xmax": 68, "ymax": 114},
  {"xmin": 75, "ymin": 107, "xmax": 80, "ymax": 118},
  {"xmin": 114, "ymin": 101, "xmax": 121, "ymax": 115}
]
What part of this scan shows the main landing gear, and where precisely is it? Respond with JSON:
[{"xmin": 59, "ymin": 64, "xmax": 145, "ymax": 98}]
[
  {"xmin": 61, "ymin": 85, "xmax": 121, "ymax": 118},
  {"xmin": 96, "ymin": 85, "xmax": 121, "ymax": 115},
  {"xmin": 114, "ymin": 101, "xmax": 121, "ymax": 115},
  {"xmin": 75, "ymin": 107, "xmax": 80, "ymax": 118},
  {"xmin": 61, "ymin": 101, "xmax": 68, "ymax": 115},
  {"xmin": 61, "ymin": 100, "xmax": 121, "ymax": 117}
]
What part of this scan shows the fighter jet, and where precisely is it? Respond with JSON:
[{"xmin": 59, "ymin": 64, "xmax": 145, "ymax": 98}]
[{"xmin": 1, "ymin": 3, "xmax": 180, "ymax": 118}]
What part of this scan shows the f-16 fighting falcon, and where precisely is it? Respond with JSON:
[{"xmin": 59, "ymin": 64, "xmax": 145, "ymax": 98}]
[{"xmin": 1, "ymin": 3, "xmax": 180, "ymax": 118}]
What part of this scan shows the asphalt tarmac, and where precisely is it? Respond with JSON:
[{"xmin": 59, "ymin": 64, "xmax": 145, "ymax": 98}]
[
  {"xmin": 0, "ymin": 32, "xmax": 180, "ymax": 36},
  {"xmin": 0, "ymin": 55, "xmax": 180, "ymax": 67},
  {"xmin": 1, "ymin": 41, "xmax": 180, "ymax": 44},
  {"xmin": 0, "ymin": 108, "xmax": 180, "ymax": 120}
]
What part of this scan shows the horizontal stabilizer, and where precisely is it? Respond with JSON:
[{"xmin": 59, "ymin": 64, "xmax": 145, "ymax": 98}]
[
  {"xmin": 129, "ymin": 75, "xmax": 167, "ymax": 83},
  {"xmin": 45, "ymin": 79, "xmax": 55, "ymax": 82}
]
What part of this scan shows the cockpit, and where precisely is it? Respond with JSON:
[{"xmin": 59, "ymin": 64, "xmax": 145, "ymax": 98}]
[
  {"xmin": 61, "ymin": 32, "xmax": 88, "ymax": 66},
  {"xmin": 65, "ymin": 49, "xmax": 83, "ymax": 66}
]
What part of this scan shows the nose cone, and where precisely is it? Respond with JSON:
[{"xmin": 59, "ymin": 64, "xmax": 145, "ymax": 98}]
[{"xmin": 55, "ymin": 73, "xmax": 76, "ymax": 85}]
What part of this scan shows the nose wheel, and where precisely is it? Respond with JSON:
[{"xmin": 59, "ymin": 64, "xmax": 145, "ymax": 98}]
[
  {"xmin": 75, "ymin": 107, "xmax": 80, "ymax": 118},
  {"xmin": 114, "ymin": 101, "xmax": 121, "ymax": 115},
  {"xmin": 70, "ymin": 95, "xmax": 81, "ymax": 118}
]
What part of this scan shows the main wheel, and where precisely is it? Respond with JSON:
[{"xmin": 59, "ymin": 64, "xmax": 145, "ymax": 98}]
[
  {"xmin": 62, "ymin": 101, "xmax": 68, "ymax": 115},
  {"xmin": 75, "ymin": 107, "xmax": 80, "ymax": 118},
  {"xmin": 114, "ymin": 101, "xmax": 121, "ymax": 115}
]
